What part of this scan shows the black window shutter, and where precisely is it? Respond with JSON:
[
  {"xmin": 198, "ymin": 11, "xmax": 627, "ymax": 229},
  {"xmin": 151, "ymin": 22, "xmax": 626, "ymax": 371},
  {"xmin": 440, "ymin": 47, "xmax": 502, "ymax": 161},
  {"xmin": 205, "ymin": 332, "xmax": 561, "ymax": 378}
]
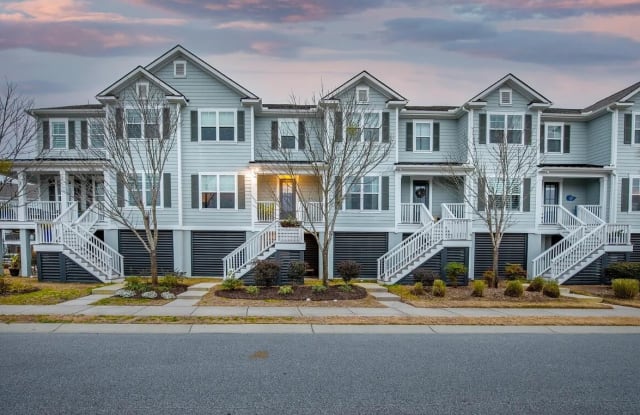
[
  {"xmin": 477, "ymin": 178, "xmax": 485, "ymax": 211},
  {"xmin": 43, "ymin": 121, "xmax": 50, "ymax": 149},
  {"xmin": 381, "ymin": 176, "xmax": 389, "ymax": 210},
  {"xmin": 271, "ymin": 121, "xmax": 279, "ymax": 149},
  {"xmin": 191, "ymin": 175, "xmax": 199, "ymax": 208},
  {"xmin": 298, "ymin": 120, "xmax": 306, "ymax": 150},
  {"xmin": 479, "ymin": 113, "xmax": 487, "ymax": 144},
  {"xmin": 80, "ymin": 121, "xmax": 88, "ymax": 149},
  {"xmin": 522, "ymin": 178, "xmax": 531, "ymax": 212},
  {"xmin": 433, "ymin": 122, "xmax": 440, "ymax": 151},
  {"xmin": 163, "ymin": 173, "xmax": 171, "ymax": 208},
  {"xmin": 621, "ymin": 178, "xmax": 629, "ymax": 212},
  {"xmin": 117, "ymin": 173, "xmax": 125, "ymax": 207},
  {"xmin": 335, "ymin": 176, "xmax": 342, "ymax": 209},
  {"xmin": 563, "ymin": 124, "xmax": 571, "ymax": 153},
  {"xmin": 524, "ymin": 114, "xmax": 532, "ymax": 145},
  {"xmin": 163, "ymin": 107, "xmax": 170, "ymax": 139},
  {"xmin": 237, "ymin": 110, "xmax": 245, "ymax": 142},
  {"xmin": 115, "ymin": 108, "xmax": 123, "ymax": 139},
  {"xmin": 334, "ymin": 112, "xmax": 343, "ymax": 142},
  {"xmin": 623, "ymin": 114, "xmax": 632, "ymax": 144},
  {"xmin": 539, "ymin": 123, "xmax": 545, "ymax": 153},
  {"xmin": 406, "ymin": 122, "xmax": 413, "ymax": 151},
  {"xmin": 381, "ymin": 111, "xmax": 390, "ymax": 143},
  {"xmin": 68, "ymin": 121, "xmax": 75, "ymax": 149},
  {"xmin": 237, "ymin": 175, "xmax": 245, "ymax": 209},
  {"xmin": 190, "ymin": 110, "xmax": 198, "ymax": 141}
]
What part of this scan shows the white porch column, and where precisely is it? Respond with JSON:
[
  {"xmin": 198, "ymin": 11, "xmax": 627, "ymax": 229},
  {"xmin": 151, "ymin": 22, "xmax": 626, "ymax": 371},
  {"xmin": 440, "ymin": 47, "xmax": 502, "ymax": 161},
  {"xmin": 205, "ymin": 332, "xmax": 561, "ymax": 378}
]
[
  {"xmin": 59, "ymin": 169, "xmax": 69, "ymax": 209},
  {"xmin": 394, "ymin": 172, "xmax": 401, "ymax": 228},
  {"xmin": 17, "ymin": 172, "xmax": 27, "ymax": 221},
  {"xmin": 535, "ymin": 173, "xmax": 543, "ymax": 227},
  {"xmin": 19, "ymin": 228, "xmax": 31, "ymax": 276},
  {"xmin": 104, "ymin": 169, "xmax": 117, "ymax": 226},
  {"xmin": 599, "ymin": 177, "xmax": 606, "ymax": 221},
  {"xmin": 251, "ymin": 171, "xmax": 258, "ymax": 230}
]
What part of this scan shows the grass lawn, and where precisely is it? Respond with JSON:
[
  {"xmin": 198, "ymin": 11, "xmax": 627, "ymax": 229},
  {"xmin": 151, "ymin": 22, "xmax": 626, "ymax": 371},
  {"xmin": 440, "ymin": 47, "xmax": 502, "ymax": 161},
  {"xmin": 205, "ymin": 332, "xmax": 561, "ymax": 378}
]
[
  {"xmin": 388, "ymin": 284, "xmax": 611, "ymax": 309},
  {"xmin": 570, "ymin": 285, "xmax": 640, "ymax": 308},
  {"xmin": 0, "ymin": 277, "xmax": 102, "ymax": 305}
]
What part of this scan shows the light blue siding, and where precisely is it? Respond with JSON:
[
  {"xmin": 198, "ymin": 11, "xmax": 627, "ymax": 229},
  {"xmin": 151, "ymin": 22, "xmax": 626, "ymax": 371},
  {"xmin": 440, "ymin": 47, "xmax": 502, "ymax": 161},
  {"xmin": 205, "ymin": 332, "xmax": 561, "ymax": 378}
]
[
  {"xmin": 397, "ymin": 118, "xmax": 461, "ymax": 163},
  {"xmin": 587, "ymin": 113, "xmax": 612, "ymax": 166}
]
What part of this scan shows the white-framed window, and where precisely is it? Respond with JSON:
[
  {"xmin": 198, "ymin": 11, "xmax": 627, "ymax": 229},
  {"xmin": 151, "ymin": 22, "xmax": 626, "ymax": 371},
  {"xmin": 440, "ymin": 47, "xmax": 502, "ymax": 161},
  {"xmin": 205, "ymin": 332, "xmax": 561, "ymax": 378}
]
[
  {"xmin": 414, "ymin": 120, "xmax": 432, "ymax": 152},
  {"xmin": 631, "ymin": 177, "xmax": 640, "ymax": 212},
  {"xmin": 136, "ymin": 82, "xmax": 149, "ymax": 100},
  {"xmin": 200, "ymin": 173, "xmax": 236, "ymax": 209},
  {"xmin": 345, "ymin": 176, "xmax": 380, "ymax": 210},
  {"xmin": 487, "ymin": 178, "xmax": 522, "ymax": 211},
  {"xmin": 127, "ymin": 173, "xmax": 162, "ymax": 207},
  {"xmin": 88, "ymin": 120, "xmax": 104, "ymax": 148},
  {"xmin": 488, "ymin": 113, "xmax": 524, "ymax": 144},
  {"xmin": 545, "ymin": 122, "xmax": 563, "ymax": 153},
  {"xmin": 346, "ymin": 111, "xmax": 381, "ymax": 141},
  {"xmin": 633, "ymin": 113, "xmax": 640, "ymax": 144},
  {"xmin": 199, "ymin": 109, "xmax": 236, "ymax": 142},
  {"xmin": 499, "ymin": 88, "xmax": 512, "ymax": 106},
  {"xmin": 174, "ymin": 60, "xmax": 186, "ymax": 78},
  {"xmin": 356, "ymin": 86, "xmax": 369, "ymax": 104},
  {"xmin": 278, "ymin": 118, "xmax": 298, "ymax": 150},
  {"xmin": 50, "ymin": 119, "xmax": 68, "ymax": 149}
]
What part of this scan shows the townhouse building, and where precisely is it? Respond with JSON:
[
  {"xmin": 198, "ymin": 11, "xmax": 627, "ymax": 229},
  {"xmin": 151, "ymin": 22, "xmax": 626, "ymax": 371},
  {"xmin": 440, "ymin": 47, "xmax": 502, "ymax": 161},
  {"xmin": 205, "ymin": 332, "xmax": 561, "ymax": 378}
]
[{"xmin": 3, "ymin": 45, "xmax": 638, "ymax": 284}]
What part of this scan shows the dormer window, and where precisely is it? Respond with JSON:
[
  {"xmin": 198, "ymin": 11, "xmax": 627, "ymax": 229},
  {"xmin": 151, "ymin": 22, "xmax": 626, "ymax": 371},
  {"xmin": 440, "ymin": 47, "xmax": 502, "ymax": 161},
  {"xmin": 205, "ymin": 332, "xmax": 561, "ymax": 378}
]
[
  {"xmin": 356, "ymin": 86, "xmax": 369, "ymax": 104},
  {"xmin": 174, "ymin": 60, "xmax": 186, "ymax": 78},
  {"xmin": 136, "ymin": 82, "xmax": 148, "ymax": 100},
  {"xmin": 499, "ymin": 88, "xmax": 512, "ymax": 106}
]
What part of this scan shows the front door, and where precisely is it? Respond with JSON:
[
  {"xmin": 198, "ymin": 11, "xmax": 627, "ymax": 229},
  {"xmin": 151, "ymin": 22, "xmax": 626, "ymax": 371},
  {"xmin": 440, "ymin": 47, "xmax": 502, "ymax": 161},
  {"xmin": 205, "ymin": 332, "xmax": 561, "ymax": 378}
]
[
  {"xmin": 412, "ymin": 180, "xmax": 429, "ymax": 208},
  {"xmin": 543, "ymin": 182, "xmax": 560, "ymax": 205},
  {"xmin": 279, "ymin": 178, "xmax": 296, "ymax": 220}
]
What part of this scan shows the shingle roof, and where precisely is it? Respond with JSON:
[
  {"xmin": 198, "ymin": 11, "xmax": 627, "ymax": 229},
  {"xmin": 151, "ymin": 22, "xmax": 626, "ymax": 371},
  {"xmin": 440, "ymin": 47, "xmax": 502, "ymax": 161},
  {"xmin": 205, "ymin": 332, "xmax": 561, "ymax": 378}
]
[
  {"xmin": 583, "ymin": 81, "xmax": 640, "ymax": 112},
  {"xmin": 263, "ymin": 104, "xmax": 316, "ymax": 110},
  {"xmin": 404, "ymin": 106, "xmax": 458, "ymax": 111},
  {"xmin": 30, "ymin": 104, "xmax": 103, "ymax": 111},
  {"xmin": 543, "ymin": 108, "xmax": 582, "ymax": 114}
]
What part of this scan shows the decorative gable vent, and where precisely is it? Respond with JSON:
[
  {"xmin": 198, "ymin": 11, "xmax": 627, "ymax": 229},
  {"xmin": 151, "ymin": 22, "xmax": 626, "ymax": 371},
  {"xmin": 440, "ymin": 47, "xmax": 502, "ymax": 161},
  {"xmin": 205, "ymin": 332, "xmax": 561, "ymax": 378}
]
[
  {"xmin": 356, "ymin": 86, "xmax": 369, "ymax": 103},
  {"xmin": 174, "ymin": 60, "xmax": 186, "ymax": 78},
  {"xmin": 499, "ymin": 88, "xmax": 512, "ymax": 106}
]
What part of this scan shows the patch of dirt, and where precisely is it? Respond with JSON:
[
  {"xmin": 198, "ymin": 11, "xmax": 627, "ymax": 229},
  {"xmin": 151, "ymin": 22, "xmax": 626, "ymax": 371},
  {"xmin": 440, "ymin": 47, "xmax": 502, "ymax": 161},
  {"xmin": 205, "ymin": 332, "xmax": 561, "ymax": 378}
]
[
  {"xmin": 215, "ymin": 285, "xmax": 367, "ymax": 301},
  {"xmin": 570, "ymin": 285, "xmax": 640, "ymax": 308}
]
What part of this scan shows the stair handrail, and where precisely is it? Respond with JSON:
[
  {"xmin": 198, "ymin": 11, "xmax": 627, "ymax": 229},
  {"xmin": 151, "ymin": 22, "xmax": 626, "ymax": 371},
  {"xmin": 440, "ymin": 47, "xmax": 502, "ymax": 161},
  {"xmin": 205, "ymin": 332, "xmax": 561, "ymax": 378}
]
[
  {"xmin": 223, "ymin": 220, "xmax": 278, "ymax": 279},
  {"xmin": 56, "ymin": 201, "xmax": 79, "ymax": 224},
  {"xmin": 530, "ymin": 226, "xmax": 585, "ymax": 278},
  {"xmin": 556, "ymin": 205, "xmax": 584, "ymax": 232},
  {"xmin": 73, "ymin": 201, "xmax": 104, "ymax": 230},
  {"xmin": 419, "ymin": 204, "xmax": 434, "ymax": 225},
  {"xmin": 550, "ymin": 223, "xmax": 606, "ymax": 281},
  {"xmin": 576, "ymin": 205, "xmax": 604, "ymax": 227}
]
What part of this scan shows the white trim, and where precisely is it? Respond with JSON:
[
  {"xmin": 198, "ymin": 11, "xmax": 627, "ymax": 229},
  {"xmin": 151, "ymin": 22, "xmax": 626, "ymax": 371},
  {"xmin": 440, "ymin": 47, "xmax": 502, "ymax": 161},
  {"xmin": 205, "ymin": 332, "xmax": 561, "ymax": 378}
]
[
  {"xmin": 632, "ymin": 111, "xmax": 640, "ymax": 145},
  {"xmin": 323, "ymin": 71, "xmax": 406, "ymax": 101},
  {"xmin": 125, "ymin": 172, "xmax": 164, "ymax": 209},
  {"xmin": 486, "ymin": 177, "xmax": 523, "ymax": 212},
  {"xmin": 343, "ymin": 175, "xmax": 382, "ymax": 212},
  {"xmin": 250, "ymin": 105, "xmax": 255, "ymax": 162},
  {"xmin": 87, "ymin": 119, "xmax": 105, "ymax": 149},
  {"xmin": 610, "ymin": 108, "xmax": 617, "ymax": 166},
  {"xmin": 173, "ymin": 60, "xmax": 186, "ymax": 78},
  {"xmin": 467, "ymin": 73, "xmax": 551, "ymax": 104},
  {"xmin": 124, "ymin": 107, "xmax": 162, "ymax": 140},
  {"xmin": 197, "ymin": 108, "xmax": 238, "ymax": 142},
  {"xmin": 499, "ymin": 88, "xmax": 512, "ymax": 106},
  {"xmin": 394, "ymin": 107, "xmax": 399, "ymax": 164},
  {"xmin": 96, "ymin": 66, "xmax": 184, "ymax": 99},
  {"xmin": 630, "ymin": 176, "xmax": 640, "ymax": 213},
  {"xmin": 412, "ymin": 120, "xmax": 433, "ymax": 152},
  {"xmin": 136, "ymin": 81, "xmax": 149, "ymax": 100},
  {"xmin": 356, "ymin": 86, "xmax": 369, "ymax": 104},
  {"xmin": 544, "ymin": 122, "xmax": 564, "ymax": 153},
  {"xmin": 487, "ymin": 112, "xmax": 525, "ymax": 145},
  {"xmin": 344, "ymin": 110, "xmax": 383, "ymax": 142},
  {"xmin": 176, "ymin": 103, "xmax": 183, "ymax": 227},
  {"xmin": 49, "ymin": 118, "xmax": 69, "ymax": 149},
  {"xmin": 198, "ymin": 172, "xmax": 238, "ymax": 210},
  {"xmin": 278, "ymin": 118, "xmax": 299, "ymax": 150},
  {"xmin": 410, "ymin": 178, "xmax": 432, "ymax": 213}
]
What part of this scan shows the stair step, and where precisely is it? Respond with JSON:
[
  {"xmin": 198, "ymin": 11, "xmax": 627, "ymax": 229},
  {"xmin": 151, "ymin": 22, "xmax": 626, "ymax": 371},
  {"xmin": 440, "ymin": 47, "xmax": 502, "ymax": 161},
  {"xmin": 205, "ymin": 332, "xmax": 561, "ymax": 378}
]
[{"xmin": 368, "ymin": 291, "xmax": 401, "ymax": 302}]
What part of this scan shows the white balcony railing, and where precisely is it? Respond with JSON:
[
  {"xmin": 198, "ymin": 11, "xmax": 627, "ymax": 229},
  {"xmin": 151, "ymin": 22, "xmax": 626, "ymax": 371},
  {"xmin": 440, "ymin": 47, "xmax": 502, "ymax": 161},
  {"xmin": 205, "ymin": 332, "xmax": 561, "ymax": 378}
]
[
  {"xmin": 27, "ymin": 201, "xmax": 63, "ymax": 222},
  {"xmin": 257, "ymin": 201, "xmax": 277, "ymax": 222},
  {"xmin": 580, "ymin": 204, "xmax": 602, "ymax": 220},
  {"xmin": 443, "ymin": 203, "xmax": 466, "ymax": 219},
  {"xmin": 0, "ymin": 201, "xmax": 18, "ymax": 221},
  {"xmin": 400, "ymin": 203, "xmax": 424, "ymax": 224},
  {"xmin": 257, "ymin": 200, "xmax": 324, "ymax": 224},
  {"xmin": 540, "ymin": 204, "xmax": 584, "ymax": 231},
  {"xmin": 298, "ymin": 201, "xmax": 323, "ymax": 223}
]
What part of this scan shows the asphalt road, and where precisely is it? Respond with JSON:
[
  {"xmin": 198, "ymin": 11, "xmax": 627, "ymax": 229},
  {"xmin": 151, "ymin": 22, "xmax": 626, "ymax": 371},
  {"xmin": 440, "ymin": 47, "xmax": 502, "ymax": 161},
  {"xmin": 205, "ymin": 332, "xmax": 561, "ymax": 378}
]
[{"xmin": 1, "ymin": 333, "xmax": 639, "ymax": 414}]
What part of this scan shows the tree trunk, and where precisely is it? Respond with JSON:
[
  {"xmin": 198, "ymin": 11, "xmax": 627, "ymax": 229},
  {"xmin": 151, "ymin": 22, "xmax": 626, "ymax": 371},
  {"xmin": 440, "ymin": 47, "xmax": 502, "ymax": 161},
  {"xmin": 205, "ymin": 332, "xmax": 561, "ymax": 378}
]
[
  {"xmin": 150, "ymin": 249, "xmax": 158, "ymax": 286},
  {"xmin": 321, "ymin": 247, "xmax": 330, "ymax": 286},
  {"xmin": 492, "ymin": 247, "xmax": 500, "ymax": 288}
]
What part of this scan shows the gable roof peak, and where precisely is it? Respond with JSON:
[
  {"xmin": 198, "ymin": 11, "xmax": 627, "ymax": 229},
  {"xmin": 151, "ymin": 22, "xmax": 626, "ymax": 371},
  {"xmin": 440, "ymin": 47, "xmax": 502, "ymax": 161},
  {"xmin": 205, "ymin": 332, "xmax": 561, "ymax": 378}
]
[
  {"xmin": 323, "ymin": 70, "xmax": 407, "ymax": 102},
  {"xmin": 468, "ymin": 73, "xmax": 551, "ymax": 105},
  {"xmin": 95, "ymin": 65, "xmax": 185, "ymax": 100}
]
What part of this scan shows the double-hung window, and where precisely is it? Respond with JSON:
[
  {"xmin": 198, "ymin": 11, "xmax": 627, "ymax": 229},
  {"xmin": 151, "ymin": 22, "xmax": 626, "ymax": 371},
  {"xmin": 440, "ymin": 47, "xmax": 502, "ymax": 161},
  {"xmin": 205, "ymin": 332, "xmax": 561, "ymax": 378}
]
[
  {"xmin": 632, "ymin": 177, "xmax": 640, "ymax": 212},
  {"xmin": 200, "ymin": 174, "xmax": 236, "ymax": 209},
  {"xmin": 126, "ymin": 109, "xmax": 142, "ymax": 139},
  {"xmin": 347, "ymin": 112, "xmax": 380, "ymax": 141},
  {"xmin": 545, "ymin": 123, "xmax": 563, "ymax": 153},
  {"xmin": 634, "ymin": 113, "xmax": 640, "ymax": 144},
  {"xmin": 279, "ymin": 119, "xmax": 297, "ymax": 149},
  {"xmin": 128, "ymin": 173, "xmax": 162, "ymax": 207},
  {"xmin": 487, "ymin": 178, "xmax": 521, "ymax": 211},
  {"xmin": 89, "ymin": 120, "xmax": 104, "ymax": 148},
  {"xmin": 345, "ymin": 176, "xmax": 379, "ymax": 210},
  {"xmin": 50, "ymin": 119, "xmax": 68, "ymax": 149},
  {"xmin": 414, "ymin": 121, "xmax": 432, "ymax": 152},
  {"xmin": 489, "ymin": 114, "xmax": 523, "ymax": 144},
  {"xmin": 199, "ymin": 110, "xmax": 236, "ymax": 141}
]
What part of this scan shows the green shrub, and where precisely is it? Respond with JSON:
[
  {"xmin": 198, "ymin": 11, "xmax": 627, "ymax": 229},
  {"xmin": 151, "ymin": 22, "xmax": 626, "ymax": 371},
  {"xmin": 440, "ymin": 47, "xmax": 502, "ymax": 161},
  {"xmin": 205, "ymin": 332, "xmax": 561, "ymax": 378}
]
[
  {"xmin": 311, "ymin": 284, "xmax": 327, "ymax": 293},
  {"xmin": 504, "ymin": 263, "xmax": 527, "ymax": 281},
  {"xmin": 605, "ymin": 262, "xmax": 640, "ymax": 281},
  {"xmin": 504, "ymin": 280, "xmax": 524, "ymax": 298},
  {"xmin": 338, "ymin": 284, "xmax": 353, "ymax": 292},
  {"xmin": 483, "ymin": 270, "xmax": 496, "ymax": 287},
  {"xmin": 471, "ymin": 280, "xmax": 485, "ymax": 297},
  {"xmin": 337, "ymin": 260, "xmax": 361, "ymax": 284},
  {"xmin": 0, "ymin": 277, "xmax": 8, "ymax": 295},
  {"xmin": 124, "ymin": 276, "xmax": 149, "ymax": 292},
  {"xmin": 413, "ymin": 269, "xmax": 437, "ymax": 286},
  {"xmin": 445, "ymin": 262, "xmax": 467, "ymax": 288},
  {"xmin": 527, "ymin": 276, "xmax": 545, "ymax": 292},
  {"xmin": 245, "ymin": 285, "xmax": 260, "ymax": 295},
  {"xmin": 278, "ymin": 285, "xmax": 293, "ymax": 296},
  {"xmin": 161, "ymin": 273, "xmax": 183, "ymax": 288},
  {"xmin": 221, "ymin": 276, "xmax": 244, "ymax": 291},
  {"xmin": 411, "ymin": 282, "xmax": 425, "ymax": 295},
  {"xmin": 612, "ymin": 279, "xmax": 639, "ymax": 299},
  {"xmin": 542, "ymin": 281, "xmax": 560, "ymax": 298},
  {"xmin": 432, "ymin": 279, "xmax": 446, "ymax": 297},
  {"xmin": 254, "ymin": 260, "xmax": 280, "ymax": 287},
  {"xmin": 287, "ymin": 261, "xmax": 307, "ymax": 285}
]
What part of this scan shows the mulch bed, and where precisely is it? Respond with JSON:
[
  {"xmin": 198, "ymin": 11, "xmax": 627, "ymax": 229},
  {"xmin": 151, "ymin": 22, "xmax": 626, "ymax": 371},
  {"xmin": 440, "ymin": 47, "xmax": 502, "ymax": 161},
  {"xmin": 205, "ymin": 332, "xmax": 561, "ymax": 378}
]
[
  {"xmin": 215, "ymin": 285, "xmax": 367, "ymax": 301},
  {"xmin": 413, "ymin": 286, "xmax": 558, "ymax": 302},
  {"xmin": 570, "ymin": 285, "xmax": 640, "ymax": 307},
  {"xmin": 126, "ymin": 284, "xmax": 187, "ymax": 299}
]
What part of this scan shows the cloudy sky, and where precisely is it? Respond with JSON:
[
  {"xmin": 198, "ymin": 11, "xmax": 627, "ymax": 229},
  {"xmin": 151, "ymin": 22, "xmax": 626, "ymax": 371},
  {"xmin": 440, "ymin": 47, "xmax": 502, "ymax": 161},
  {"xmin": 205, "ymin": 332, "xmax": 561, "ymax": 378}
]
[{"xmin": 1, "ymin": 0, "xmax": 639, "ymax": 108}]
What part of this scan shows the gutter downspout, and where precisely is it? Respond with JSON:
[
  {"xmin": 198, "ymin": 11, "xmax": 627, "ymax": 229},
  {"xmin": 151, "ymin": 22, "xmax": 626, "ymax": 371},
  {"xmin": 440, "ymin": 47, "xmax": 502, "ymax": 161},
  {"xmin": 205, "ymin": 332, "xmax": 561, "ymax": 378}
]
[{"xmin": 606, "ymin": 106, "xmax": 617, "ymax": 223}]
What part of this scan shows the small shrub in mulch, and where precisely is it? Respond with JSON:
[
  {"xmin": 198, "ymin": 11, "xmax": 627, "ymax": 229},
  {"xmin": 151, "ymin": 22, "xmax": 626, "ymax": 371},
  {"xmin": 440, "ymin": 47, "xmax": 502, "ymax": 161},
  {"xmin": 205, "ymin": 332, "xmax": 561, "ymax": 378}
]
[
  {"xmin": 215, "ymin": 284, "xmax": 367, "ymax": 301},
  {"xmin": 117, "ymin": 276, "xmax": 187, "ymax": 299},
  {"xmin": 471, "ymin": 280, "xmax": 485, "ymax": 297},
  {"xmin": 527, "ymin": 276, "xmax": 546, "ymax": 292},
  {"xmin": 504, "ymin": 263, "xmax": 527, "ymax": 281},
  {"xmin": 432, "ymin": 279, "xmax": 446, "ymax": 297},
  {"xmin": 504, "ymin": 280, "xmax": 524, "ymax": 298},
  {"xmin": 542, "ymin": 281, "xmax": 560, "ymax": 298},
  {"xmin": 0, "ymin": 277, "xmax": 40, "ymax": 296},
  {"xmin": 612, "ymin": 279, "xmax": 639, "ymax": 299}
]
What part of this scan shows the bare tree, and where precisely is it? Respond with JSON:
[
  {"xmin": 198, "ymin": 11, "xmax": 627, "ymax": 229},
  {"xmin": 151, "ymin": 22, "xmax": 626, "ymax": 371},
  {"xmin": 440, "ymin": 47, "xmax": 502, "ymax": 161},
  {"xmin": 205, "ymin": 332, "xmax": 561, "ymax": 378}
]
[
  {"xmin": 446, "ymin": 138, "xmax": 538, "ymax": 287},
  {"xmin": 88, "ymin": 84, "xmax": 179, "ymax": 285},
  {"xmin": 258, "ymin": 89, "xmax": 393, "ymax": 285},
  {"xmin": 0, "ymin": 81, "xmax": 39, "ymax": 204}
]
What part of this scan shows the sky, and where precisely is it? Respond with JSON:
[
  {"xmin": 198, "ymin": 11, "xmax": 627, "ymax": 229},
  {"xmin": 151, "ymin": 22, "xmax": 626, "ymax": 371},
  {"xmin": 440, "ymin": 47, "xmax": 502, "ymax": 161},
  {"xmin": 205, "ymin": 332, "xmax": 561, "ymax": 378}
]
[{"xmin": 1, "ymin": 0, "xmax": 640, "ymax": 109}]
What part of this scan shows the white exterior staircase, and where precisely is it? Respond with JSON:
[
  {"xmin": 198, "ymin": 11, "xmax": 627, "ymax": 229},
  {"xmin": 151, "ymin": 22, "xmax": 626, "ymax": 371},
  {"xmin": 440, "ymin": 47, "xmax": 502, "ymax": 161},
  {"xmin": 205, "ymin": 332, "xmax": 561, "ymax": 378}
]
[
  {"xmin": 532, "ymin": 205, "xmax": 632, "ymax": 284},
  {"xmin": 377, "ymin": 203, "xmax": 472, "ymax": 285},
  {"xmin": 34, "ymin": 202, "xmax": 124, "ymax": 282}
]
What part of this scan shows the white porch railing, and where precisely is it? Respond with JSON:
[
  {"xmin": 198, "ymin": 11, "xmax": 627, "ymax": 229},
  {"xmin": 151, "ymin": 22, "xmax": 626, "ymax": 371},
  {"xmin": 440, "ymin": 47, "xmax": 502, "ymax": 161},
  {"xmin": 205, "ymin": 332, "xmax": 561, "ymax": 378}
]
[
  {"xmin": 74, "ymin": 201, "xmax": 105, "ymax": 230},
  {"xmin": 257, "ymin": 200, "xmax": 324, "ymax": 224},
  {"xmin": 0, "ymin": 201, "xmax": 18, "ymax": 221},
  {"xmin": 400, "ymin": 203, "xmax": 423, "ymax": 224},
  {"xmin": 541, "ymin": 204, "xmax": 584, "ymax": 231},
  {"xmin": 277, "ymin": 226, "xmax": 304, "ymax": 244},
  {"xmin": 298, "ymin": 201, "xmax": 323, "ymax": 223},
  {"xmin": 580, "ymin": 204, "xmax": 602, "ymax": 220},
  {"xmin": 531, "ymin": 226, "xmax": 585, "ymax": 278},
  {"xmin": 577, "ymin": 205, "xmax": 604, "ymax": 227},
  {"xmin": 224, "ymin": 221, "xmax": 278, "ymax": 279},
  {"xmin": 257, "ymin": 201, "xmax": 277, "ymax": 222},
  {"xmin": 443, "ymin": 203, "xmax": 466, "ymax": 219},
  {"xmin": 27, "ymin": 201, "xmax": 63, "ymax": 222}
]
